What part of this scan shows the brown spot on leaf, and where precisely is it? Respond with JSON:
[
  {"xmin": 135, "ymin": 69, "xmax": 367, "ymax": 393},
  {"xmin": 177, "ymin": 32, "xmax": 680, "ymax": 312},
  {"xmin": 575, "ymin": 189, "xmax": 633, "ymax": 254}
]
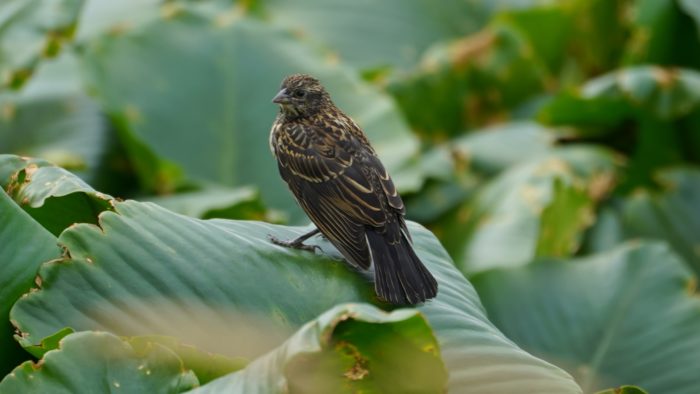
[
  {"xmin": 449, "ymin": 30, "xmax": 496, "ymax": 70},
  {"xmin": 24, "ymin": 163, "xmax": 38, "ymax": 179},
  {"xmin": 2, "ymin": 102, "xmax": 15, "ymax": 120},
  {"xmin": 60, "ymin": 245, "xmax": 72, "ymax": 259},
  {"xmin": 520, "ymin": 184, "xmax": 545, "ymax": 214},
  {"xmin": 214, "ymin": 6, "xmax": 245, "ymax": 28},
  {"xmin": 687, "ymin": 277, "xmax": 698, "ymax": 296},
  {"xmin": 588, "ymin": 171, "xmax": 617, "ymax": 201},
  {"xmin": 108, "ymin": 22, "xmax": 132, "ymax": 36},
  {"xmin": 451, "ymin": 148, "xmax": 471, "ymax": 174},
  {"xmin": 652, "ymin": 67, "xmax": 678, "ymax": 89},
  {"xmin": 124, "ymin": 104, "xmax": 142, "ymax": 123},
  {"xmin": 457, "ymin": 206, "xmax": 471, "ymax": 224},
  {"xmin": 31, "ymin": 359, "xmax": 45, "ymax": 370},
  {"xmin": 324, "ymin": 52, "xmax": 340, "ymax": 66},
  {"xmin": 160, "ymin": 2, "xmax": 182, "ymax": 19},
  {"xmin": 336, "ymin": 341, "xmax": 370, "ymax": 381}
]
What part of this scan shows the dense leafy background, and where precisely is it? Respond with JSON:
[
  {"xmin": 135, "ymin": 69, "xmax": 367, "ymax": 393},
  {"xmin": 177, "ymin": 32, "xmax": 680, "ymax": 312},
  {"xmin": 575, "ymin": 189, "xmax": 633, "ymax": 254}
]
[{"xmin": 1, "ymin": 0, "xmax": 699, "ymax": 393}]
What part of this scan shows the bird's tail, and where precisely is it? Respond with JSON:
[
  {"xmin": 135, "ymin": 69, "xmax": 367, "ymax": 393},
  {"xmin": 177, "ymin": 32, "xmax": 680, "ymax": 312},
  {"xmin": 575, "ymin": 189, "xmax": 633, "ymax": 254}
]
[{"xmin": 366, "ymin": 228, "xmax": 438, "ymax": 305}]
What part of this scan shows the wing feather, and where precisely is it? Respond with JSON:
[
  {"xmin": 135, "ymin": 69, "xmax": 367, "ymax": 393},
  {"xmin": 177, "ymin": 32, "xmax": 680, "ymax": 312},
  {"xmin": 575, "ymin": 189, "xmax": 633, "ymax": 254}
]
[{"xmin": 273, "ymin": 119, "xmax": 405, "ymax": 269}]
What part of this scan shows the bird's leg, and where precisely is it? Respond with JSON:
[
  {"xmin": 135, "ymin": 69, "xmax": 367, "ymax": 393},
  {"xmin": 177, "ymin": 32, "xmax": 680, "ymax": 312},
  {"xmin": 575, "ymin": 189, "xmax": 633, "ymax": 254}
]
[{"xmin": 268, "ymin": 228, "xmax": 321, "ymax": 252}]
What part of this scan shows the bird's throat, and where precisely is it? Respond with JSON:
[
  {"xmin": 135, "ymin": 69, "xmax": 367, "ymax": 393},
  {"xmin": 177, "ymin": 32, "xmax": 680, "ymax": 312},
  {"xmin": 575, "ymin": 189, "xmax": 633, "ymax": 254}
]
[{"xmin": 280, "ymin": 104, "xmax": 303, "ymax": 119}]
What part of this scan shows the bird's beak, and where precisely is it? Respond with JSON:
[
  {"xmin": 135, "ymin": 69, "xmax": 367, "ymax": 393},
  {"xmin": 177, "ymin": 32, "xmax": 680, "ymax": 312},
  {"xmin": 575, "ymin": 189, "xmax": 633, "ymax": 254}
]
[{"xmin": 272, "ymin": 88, "xmax": 290, "ymax": 104}]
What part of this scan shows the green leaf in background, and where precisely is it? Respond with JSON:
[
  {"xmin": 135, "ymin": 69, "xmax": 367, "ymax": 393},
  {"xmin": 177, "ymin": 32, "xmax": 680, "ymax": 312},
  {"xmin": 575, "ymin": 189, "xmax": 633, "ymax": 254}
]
[
  {"xmin": 0, "ymin": 331, "xmax": 198, "ymax": 393},
  {"xmin": 595, "ymin": 386, "xmax": 649, "ymax": 394},
  {"xmin": 189, "ymin": 304, "xmax": 447, "ymax": 393},
  {"xmin": 472, "ymin": 243, "xmax": 700, "ymax": 394},
  {"xmin": 537, "ymin": 92, "xmax": 630, "ymax": 133},
  {"xmin": 624, "ymin": 0, "xmax": 700, "ymax": 68},
  {"xmin": 143, "ymin": 185, "xmax": 269, "ymax": 220},
  {"xmin": 0, "ymin": 189, "xmax": 59, "ymax": 376},
  {"xmin": 388, "ymin": 23, "xmax": 549, "ymax": 139},
  {"xmin": 261, "ymin": 0, "xmax": 489, "ymax": 70},
  {"xmin": 582, "ymin": 167, "xmax": 700, "ymax": 277},
  {"xmin": 81, "ymin": 14, "xmax": 421, "ymax": 221},
  {"xmin": 390, "ymin": 0, "xmax": 633, "ymax": 139},
  {"xmin": 0, "ymin": 53, "xmax": 108, "ymax": 182},
  {"xmin": 403, "ymin": 121, "xmax": 556, "ymax": 224},
  {"xmin": 493, "ymin": 3, "xmax": 572, "ymax": 74},
  {"xmin": 535, "ymin": 177, "xmax": 594, "ymax": 258},
  {"xmin": 127, "ymin": 336, "xmax": 246, "ymax": 385},
  {"xmin": 18, "ymin": 327, "xmax": 73, "ymax": 359},
  {"xmin": 497, "ymin": 0, "xmax": 631, "ymax": 78},
  {"xmin": 73, "ymin": 0, "xmax": 163, "ymax": 42},
  {"xmin": 449, "ymin": 121, "xmax": 556, "ymax": 176},
  {"xmin": 680, "ymin": 0, "xmax": 700, "ymax": 39},
  {"xmin": 582, "ymin": 66, "xmax": 700, "ymax": 120},
  {"xmin": 539, "ymin": 66, "xmax": 700, "ymax": 188},
  {"xmin": 540, "ymin": 66, "xmax": 700, "ymax": 128},
  {"xmin": 0, "ymin": 0, "xmax": 84, "ymax": 89},
  {"xmin": 441, "ymin": 146, "xmax": 619, "ymax": 274},
  {"xmin": 0, "ymin": 154, "xmax": 113, "ymax": 235},
  {"xmin": 620, "ymin": 168, "xmax": 700, "ymax": 276},
  {"xmin": 10, "ymin": 199, "xmax": 581, "ymax": 392}
]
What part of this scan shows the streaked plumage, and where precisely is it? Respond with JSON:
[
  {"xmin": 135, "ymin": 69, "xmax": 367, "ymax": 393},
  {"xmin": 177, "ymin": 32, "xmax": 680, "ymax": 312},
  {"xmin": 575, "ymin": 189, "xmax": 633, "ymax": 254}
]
[{"xmin": 269, "ymin": 74, "xmax": 438, "ymax": 305}]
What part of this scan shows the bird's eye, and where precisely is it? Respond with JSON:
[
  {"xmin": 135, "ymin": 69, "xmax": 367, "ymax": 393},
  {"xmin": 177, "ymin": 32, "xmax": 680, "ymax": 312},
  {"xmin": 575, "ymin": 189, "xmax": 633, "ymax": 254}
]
[{"xmin": 293, "ymin": 90, "xmax": 306, "ymax": 98}]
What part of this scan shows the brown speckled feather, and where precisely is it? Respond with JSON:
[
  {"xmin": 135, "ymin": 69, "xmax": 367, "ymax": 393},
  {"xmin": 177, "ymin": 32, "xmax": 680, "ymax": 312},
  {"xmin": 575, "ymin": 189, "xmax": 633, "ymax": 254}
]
[{"xmin": 272, "ymin": 109, "xmax": 399, "ymax": 268}]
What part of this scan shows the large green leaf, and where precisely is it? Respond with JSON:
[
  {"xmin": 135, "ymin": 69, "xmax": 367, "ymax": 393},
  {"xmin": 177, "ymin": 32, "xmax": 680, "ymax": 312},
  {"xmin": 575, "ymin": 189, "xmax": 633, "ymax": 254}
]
[
  {"xmin": 538, "ymin": 66, "xmax": 700, "ymax": 188},
  {"xmin": 494, "ymin": 1, "xmax": 629, "ymax": 77},
  {"xmin": 0, "ymin": 154, "xmax": 113, "ymax": 235},
  {"xmin": 581, "ymin": 67, "xmax": 700, "ymax": 120},
  {"xmin": 619, "ymin": 168, "xmax": 700, "ymax": 276},
  {"xmin": 143, "ymin": 185, "xmax": 269, "ymax": 221},
  {"xmin": 0, "ymin": 53, "xmax": 108, "ymax": 182},
  {"xmin": 582, "ymin": 168, "xmax": 700, "ymax": 276},
  {"xmin": 0, "ymin": 331, "xmax": 198, "ymax": 393},
  {"xmin": 190, "ymin": 304, "xmax": 447, "ymax": 393},
  {"xmin": 387, "ymin": 23, "xmax": 549, "ymax": 138},
  {"xmin": 126, "ymin": 335, "xmax": 246, "ymax": 385},
  {"xmin": 448, "ymin": 121, "xmax": 556, "ymax": 176},
  {"xmin": 73, "ymin": 0, "xmax": 163, "ymax": 42},
  {"xmin": 261, "ymin": 0, "xmax": 488, "ymax": 70},
  {"xmin": 440, "ymin": 146, "xmax": 619, "ymax": 274},
  {"xmin": 0, "ymin": 0, "xmax": 83, "ymax": 89},
  {"xmin": 539, "ymin": 67, "xmax": 700, "ymax": 127},
  {"xmin": 403, "ymin": 121, "xmax": 556, "ymax": 224},
  {"xmin": 623, "ymin": 0, "xmax": 700, "ymax": 68},
  {"xmin": 81, "ymin": 14, "xmax": 420, "ymax": 221},
  {"xmin": 680, "ymin": 0, "xmax": 700, "ymax": 39},
  {"xmin": 596, "ymin": 387, "xmax": 648, "ymax": 394},
  {"xmin": 0, "ymin": 189, "xmax": 59, "ymax": 375},
  {"xmin": 472, "ymin": 243, "xmax": 700, "ymax": 394},
  {"xmin": 534, "ymin": 177, "xmax": 594, "ymax": 258},
  {"xmin": 10, "ymin": 199, "xmax": 581, "ymax": 392}
]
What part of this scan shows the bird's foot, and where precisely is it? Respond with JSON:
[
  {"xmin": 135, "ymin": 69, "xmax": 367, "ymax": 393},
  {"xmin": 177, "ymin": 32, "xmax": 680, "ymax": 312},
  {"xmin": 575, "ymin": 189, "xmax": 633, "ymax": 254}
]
[{"xmin": 268, "ymin": 234, "xmax": 321, "ymax": 253}]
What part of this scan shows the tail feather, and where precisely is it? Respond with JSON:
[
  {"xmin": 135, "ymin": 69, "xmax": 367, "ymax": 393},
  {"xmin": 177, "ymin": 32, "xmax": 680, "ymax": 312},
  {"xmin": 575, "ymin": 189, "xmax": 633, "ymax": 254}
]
[{"xmin": 366, "ymin": 229, "xmax": 438, "ymax": 305}]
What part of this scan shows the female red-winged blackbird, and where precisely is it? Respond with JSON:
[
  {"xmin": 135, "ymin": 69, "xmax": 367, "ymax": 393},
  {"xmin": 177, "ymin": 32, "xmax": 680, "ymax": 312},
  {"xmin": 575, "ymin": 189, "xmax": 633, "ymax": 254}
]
[{"xmin": 268, "ymin": 74, "xmax": 438, "ymax": 305}]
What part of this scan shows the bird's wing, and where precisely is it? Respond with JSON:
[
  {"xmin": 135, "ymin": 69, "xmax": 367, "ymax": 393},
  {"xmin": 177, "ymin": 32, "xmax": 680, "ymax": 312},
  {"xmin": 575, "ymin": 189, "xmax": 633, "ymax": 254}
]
[{"xmin": 274, "ymin": 122, "xmax": 404, "ymax": 268}]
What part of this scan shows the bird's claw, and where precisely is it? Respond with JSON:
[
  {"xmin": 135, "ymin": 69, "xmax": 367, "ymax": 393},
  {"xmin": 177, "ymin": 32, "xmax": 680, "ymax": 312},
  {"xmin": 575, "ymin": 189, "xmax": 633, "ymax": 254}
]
[{"xmin": 268, "ymin": 234, "xmax": 320, "ymax": 253}]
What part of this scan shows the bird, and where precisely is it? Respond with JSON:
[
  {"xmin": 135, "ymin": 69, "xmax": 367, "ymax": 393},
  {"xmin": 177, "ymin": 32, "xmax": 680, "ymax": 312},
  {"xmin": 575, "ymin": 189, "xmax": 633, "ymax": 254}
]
[{"xmin": 268, "ymin": 73, "xmax": 438, "ymax": 305}]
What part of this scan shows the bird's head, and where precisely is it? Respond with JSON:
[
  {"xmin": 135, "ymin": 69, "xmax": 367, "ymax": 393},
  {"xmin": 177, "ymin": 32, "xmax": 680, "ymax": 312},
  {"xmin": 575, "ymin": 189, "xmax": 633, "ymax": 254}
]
[{"xmin": 272, "ymin": 74, "xmax": 331, "ymax": 118}]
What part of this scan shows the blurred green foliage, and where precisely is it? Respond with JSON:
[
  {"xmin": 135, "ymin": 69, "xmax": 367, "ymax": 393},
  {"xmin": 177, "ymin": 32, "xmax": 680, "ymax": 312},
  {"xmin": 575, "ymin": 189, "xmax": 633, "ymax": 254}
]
[{"xmin": 1, "ymin": 0, "xmax": 700, "ymax": 393}]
